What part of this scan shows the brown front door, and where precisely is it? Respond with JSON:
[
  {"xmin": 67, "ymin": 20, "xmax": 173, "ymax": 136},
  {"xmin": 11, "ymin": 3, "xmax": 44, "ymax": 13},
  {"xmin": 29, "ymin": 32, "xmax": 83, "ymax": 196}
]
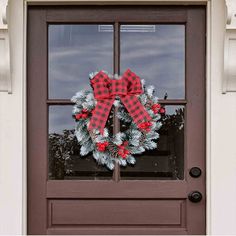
[{"xmin": 27, "ymin": 5, "xmax": 206, "ymax": 235}]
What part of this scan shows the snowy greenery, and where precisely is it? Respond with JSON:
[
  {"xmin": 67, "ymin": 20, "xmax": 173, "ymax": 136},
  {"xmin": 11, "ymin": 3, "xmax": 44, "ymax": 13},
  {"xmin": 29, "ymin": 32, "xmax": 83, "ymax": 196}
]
[{"xmin": 71, "ymin": 79, "xmax": 163, "ymax": 170}]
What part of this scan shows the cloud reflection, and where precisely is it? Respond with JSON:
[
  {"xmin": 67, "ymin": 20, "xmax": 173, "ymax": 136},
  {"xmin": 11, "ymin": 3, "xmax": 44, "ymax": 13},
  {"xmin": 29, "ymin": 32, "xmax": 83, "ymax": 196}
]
[
  {"xmin": 48, "ymin": 25, "xmax": 113, "ymax": 99},
  {"xmin": 120, "ymin": 25, "xmax": 185, "ymax": 99}
]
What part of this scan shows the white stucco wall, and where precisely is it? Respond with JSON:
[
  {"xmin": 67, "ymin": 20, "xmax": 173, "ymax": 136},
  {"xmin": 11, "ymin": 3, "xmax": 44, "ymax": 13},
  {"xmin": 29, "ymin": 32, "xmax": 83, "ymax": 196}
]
[
  {"xmin": 0, "ymin": 0, "xmax": 235, "ymax": 234},
  {"xmin": 210, "ymin": 0, "xmax": 236, "ymax": 234},
  {"xmin": 0, "ymin": 0, "xmax": 24, "ymax": 234}
]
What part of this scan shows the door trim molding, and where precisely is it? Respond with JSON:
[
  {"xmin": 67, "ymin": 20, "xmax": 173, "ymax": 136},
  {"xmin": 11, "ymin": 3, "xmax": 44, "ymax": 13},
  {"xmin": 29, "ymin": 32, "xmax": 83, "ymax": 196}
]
[
  {"xmin": 206, "ymin": 1, "xmax": 212, "ymax": 234},
  {"xmin": 22, "ymin": 0, "xmax": 211, "ymax": 235},
  {"xmin": 25, "ymin": 0, "xmax": 208, "ymax": 5}
]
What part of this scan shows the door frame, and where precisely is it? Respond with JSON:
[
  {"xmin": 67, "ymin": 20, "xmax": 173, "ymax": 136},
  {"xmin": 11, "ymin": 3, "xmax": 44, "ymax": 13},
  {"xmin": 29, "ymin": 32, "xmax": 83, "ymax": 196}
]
[{"xmin": 22, "ymin": 0, "xmax": 212, "ymax": 234}]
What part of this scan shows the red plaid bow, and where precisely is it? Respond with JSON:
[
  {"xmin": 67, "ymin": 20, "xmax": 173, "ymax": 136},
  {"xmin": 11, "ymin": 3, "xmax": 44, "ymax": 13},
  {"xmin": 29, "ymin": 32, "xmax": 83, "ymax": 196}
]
[{"xmin": 88, "ymin": 69, "xmax": 152, "ymax": 133}]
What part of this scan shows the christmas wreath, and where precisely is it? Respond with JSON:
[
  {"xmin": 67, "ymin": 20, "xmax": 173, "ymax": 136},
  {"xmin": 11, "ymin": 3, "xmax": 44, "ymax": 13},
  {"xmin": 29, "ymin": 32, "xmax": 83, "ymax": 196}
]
[{"xmin": 71, "ymin": 69, "xmax": 165, "ymax": 170}]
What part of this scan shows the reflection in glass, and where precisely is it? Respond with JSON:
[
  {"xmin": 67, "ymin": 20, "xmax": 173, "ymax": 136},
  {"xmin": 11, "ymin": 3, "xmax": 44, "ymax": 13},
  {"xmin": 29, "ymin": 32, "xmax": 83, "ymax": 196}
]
[
  {"xmin": 48, "ymin": 106, "xmax": 112, "ymax": 180},
  {"xmin": 121, "ymin": 106, "xmax": 185, "ymax": 180},
  {"xmin": 48, "ymin": 25, "xmax": 113, "ymax": 99},
  {"xmin": 120, "ymin": 25, "xmax": 185, "ymax": 99}
]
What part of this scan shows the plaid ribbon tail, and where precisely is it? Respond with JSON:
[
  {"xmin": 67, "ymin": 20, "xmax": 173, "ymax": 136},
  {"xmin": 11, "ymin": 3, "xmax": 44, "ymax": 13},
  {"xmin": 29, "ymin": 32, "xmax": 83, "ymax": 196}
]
[
  {"xmin": 88, "ymin": 98, "xmax": 115, "ymax": 134},
  {"xmin": 121, "ymin": 95, "xmax": 152, "ymax": 126}
]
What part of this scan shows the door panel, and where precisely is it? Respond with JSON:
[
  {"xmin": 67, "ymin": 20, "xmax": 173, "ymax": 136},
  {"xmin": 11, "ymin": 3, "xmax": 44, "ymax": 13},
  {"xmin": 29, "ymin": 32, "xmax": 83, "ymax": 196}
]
[
  {"xmin": 49, "ymin": 200, "xmax": 184, "ymax": 225},
  {"xmin": 27, "ymin": 6, "xmax": 206, "ymax": 235}
]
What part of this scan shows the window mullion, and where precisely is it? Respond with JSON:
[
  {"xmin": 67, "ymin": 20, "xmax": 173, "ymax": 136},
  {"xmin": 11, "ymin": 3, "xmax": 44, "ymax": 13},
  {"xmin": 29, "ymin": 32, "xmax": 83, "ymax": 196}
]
[{"xmin": 112, "ymin": 22, "xmax": 121, "ymax": 182}]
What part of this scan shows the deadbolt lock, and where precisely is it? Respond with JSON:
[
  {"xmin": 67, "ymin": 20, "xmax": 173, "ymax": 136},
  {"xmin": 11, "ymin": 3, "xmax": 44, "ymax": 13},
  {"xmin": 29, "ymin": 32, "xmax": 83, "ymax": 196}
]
[
  {"xmin": 188, "ymin": 191, "xmax": 202, "ymax": 203},
  {"xmin": 189, "ymin": 167, "xmax": 202, "ymax": 178}
]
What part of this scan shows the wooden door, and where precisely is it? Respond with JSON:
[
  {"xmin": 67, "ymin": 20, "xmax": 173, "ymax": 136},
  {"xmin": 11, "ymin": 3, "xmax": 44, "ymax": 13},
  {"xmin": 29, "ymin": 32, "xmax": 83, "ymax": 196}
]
[{"xmin": 27, "ymin": 5, "xmax": 206, "ymax": 235}]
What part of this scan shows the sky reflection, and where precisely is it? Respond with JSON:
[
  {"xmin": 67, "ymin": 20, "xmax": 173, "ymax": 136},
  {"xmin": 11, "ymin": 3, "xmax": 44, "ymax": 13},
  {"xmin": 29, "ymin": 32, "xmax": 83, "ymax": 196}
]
[
  {"xmin": 121, "ymin": 25, "xmax": 185, "ymax": 99},
  {"xmin": 48, "ymin": 24, "xmax": 185, "ymax": 100},
  {"xmin": 48, "ymin": 25, "xmax": 113, "ymax": 99}
]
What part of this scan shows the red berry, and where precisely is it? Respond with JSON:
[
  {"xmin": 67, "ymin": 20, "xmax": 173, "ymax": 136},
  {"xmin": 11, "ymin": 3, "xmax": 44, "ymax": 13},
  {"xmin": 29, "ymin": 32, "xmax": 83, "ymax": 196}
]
[
  {"xmin": 123, "ymin": 141, "xmax": 129, "ymax": 146},
  {"xmin": 138, "ymin": 123, "xmax": 146, "ymax": 129},
  {"xmin": 103, "ymin": 142, "xmax": 109, "ymax": 147},
  {"xmin": 151, "ymin": 103, "xmax": 161, "ymax": 114},
  {"xmin": 152, "ymin": 103, "xmax": 161, "ymax": 109},
  {"xmin": 153, "ymin": 109, "xmax": 158, "ymax": 114},
  {"xmin": 75, "ymin": 113, "xmax": 82, "ymax": 120},
  {"xmin": 96, "ymin": 142, "xmax": 109, "ymax": 152},
  {"xmin": 81, "ymin": 113, "xmax": 88, "ymax": 118},
  {"xmin": 124, "ymin": 149, "xmax": 130, "ymax": 155},
  {"xmin": 118, "ymin": 146, "xmax": 130, "ymax": 159},
  {"xmin": 138, "ymin": 121, "xmax": 152, "ymax": 132},
  {"xmin": 159, "ymin": 107, "xmax": 166, "ymax": 114}
]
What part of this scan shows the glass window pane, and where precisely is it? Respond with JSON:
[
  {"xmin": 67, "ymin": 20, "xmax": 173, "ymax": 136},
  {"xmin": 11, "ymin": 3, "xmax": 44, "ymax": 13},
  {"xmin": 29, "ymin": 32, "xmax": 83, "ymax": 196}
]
[
  {"xmin": 120, "ymin": 25, "xmax": 185, "ymax": 99},
  {"xmin": 48, "ymin": 24, "xmax": 113, "ymax": 99},
  {"xmin": 48, "ymin": 105, "xmax": 112, "ymax": 180},
  {"xmin": 120, "ymin": 106, "xmax": 185, "ymax": 180}
]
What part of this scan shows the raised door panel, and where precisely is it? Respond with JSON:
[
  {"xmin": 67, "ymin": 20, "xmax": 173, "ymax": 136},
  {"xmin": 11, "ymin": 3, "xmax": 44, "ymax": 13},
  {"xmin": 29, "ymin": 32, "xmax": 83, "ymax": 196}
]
[{"xmin": 49, "ymin": 200, "xmax": 185, "ymax": 226}]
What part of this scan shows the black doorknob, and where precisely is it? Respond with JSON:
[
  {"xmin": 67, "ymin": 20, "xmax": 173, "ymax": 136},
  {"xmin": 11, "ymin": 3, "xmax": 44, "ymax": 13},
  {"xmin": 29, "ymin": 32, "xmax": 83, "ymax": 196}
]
[
  {"xmin": 188, "ymin": 191, "xmax": 202, "ymax": 203},
  {"xmin": 189, "ymin": 167, "xmax": 202, "ymax": 178}
]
